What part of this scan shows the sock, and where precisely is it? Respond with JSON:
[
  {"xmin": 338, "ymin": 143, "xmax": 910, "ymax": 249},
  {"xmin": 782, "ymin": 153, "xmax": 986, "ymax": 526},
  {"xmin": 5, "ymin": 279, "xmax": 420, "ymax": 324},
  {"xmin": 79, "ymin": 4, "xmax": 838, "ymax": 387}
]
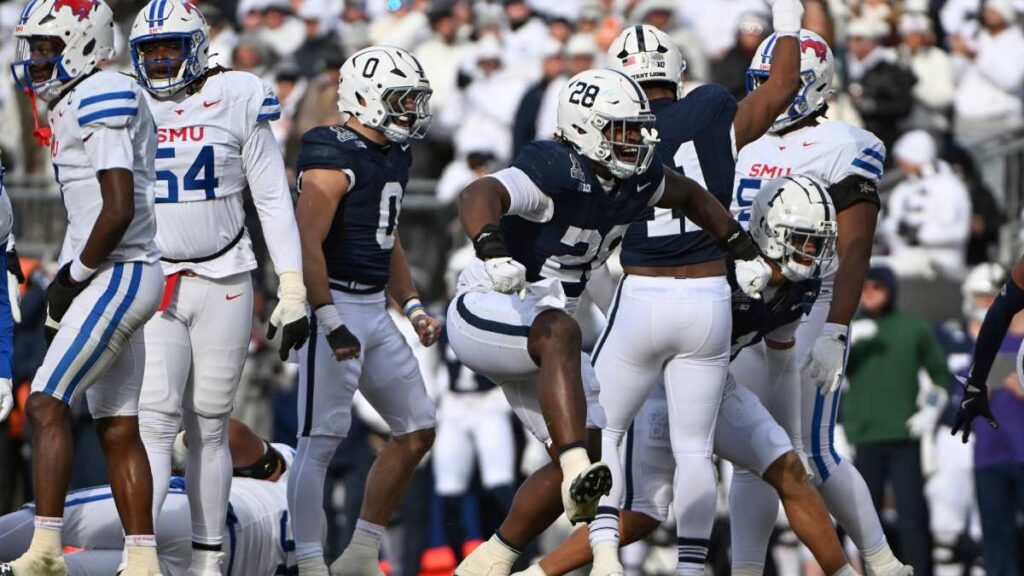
[
  {"xmin": 138, "ymin": 410, "xmax": 180, "ymax": 523},
  {"xmin": 351, "ymin": 519, "xmax": 385, "ymax": 553},
  {"xmin": 486, "ymin": 532, "xmax": 521, "ymax": 565},
  {"xmin": 591, "ymin": 540, "xmax": 622, "ymax": 570},
  {"xmin": 817, "ymin": 460, "xmax": 887, "ymax": 554},
  {"xmin": 518, "ymin": 565, "xmax": 548, "ymax": 576},
  {"xmin": 183, "ymin": 412, "xmax": 231, "ymax": 548},
  {"xmin": 863, "ymin": 541, "xmax": 903, "ymax": 575},
  {"xmin": 832, "ymin": 565, "xmax": 858, "ymax": 576},
  {"xmin": 557, "ymin": 446, "xmax": 590, "ymax": 481},
  {"xmin": 27, "ymin": 517, "xmax": 63, "ymax": 558},
  {"xmin": 288, "ymin": 435, "xmax": 344, "ymax": 562},
  {"xmin": 676, "ymin": 537, "xmax": 709, "ymax": 576},
  {"xmin": 728, "ymin": 469, "xmax": 780, "ymax": 570},
  {"xmin": 731, "ymin": 566, "xmax": 763, "ymax": 576},
  {"xmin": 589, "ymin": 506, "xmax": 620, "ymax": 546},
  {"xmin": 125, "ymin": 535, "xmax": 160, "ymax": 572},
  {"xmin": 190, "ymin": 548, "xmax": 223, "ymax": 572}
]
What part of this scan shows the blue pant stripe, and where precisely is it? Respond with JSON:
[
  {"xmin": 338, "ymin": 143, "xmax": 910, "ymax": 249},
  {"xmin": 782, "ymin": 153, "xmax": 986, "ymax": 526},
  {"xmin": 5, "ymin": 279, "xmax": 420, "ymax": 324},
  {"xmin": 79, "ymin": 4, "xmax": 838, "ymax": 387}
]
[
  {"xmin": 811, "ymin": 391, "xmax": 829, "ymax": 481},
  {"xmin": 61, "ymin": 263, "xmax": 142, "ymax": 403},
  {"xmin": 828, "ymin": 390, "xmax": 842, "ymax": 465},
  {"xmin": 45, "ymin": 264, "xmax": 125, "ymax": 397}
]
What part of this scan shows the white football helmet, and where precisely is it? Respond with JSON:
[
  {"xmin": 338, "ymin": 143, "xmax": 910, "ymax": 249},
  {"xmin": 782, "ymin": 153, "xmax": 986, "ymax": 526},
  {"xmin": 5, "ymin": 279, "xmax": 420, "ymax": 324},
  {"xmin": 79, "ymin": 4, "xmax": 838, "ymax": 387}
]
[
  {"xmin": 606, "ymin": 24, "xmax": 686, "ymax": 99},
  {"xmin": 337, "ymin": 46, "xmax": 433, "ymax": 143},
  {"xmin": 555, "ymin": 69, "xmax": 660, "ymax": 180},
  {"xmin": 962, "ymin": 263, "xmax": 1008, "ymax": 323},
  {"xmin": 747, "ymin": 29, "xmax": 835, "ymax": 133},
  {"xmin": 12, "ymin": 0, "xmax": 115, "ymax": 101},
  {"xmin": 750, "ymin": 174, "xmax": 838, "ymax": 282},
  {"xmin": 129, "ymin": 0, "xmax": 210, "ymax": 96}
]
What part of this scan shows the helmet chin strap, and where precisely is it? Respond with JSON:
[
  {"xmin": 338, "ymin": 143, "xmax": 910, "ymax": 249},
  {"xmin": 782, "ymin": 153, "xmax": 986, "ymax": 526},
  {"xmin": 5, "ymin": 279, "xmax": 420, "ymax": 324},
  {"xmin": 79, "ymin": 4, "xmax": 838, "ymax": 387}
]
[{"xmin": 25, "ymin": 88, "xmax": 52, "ymax": 148}]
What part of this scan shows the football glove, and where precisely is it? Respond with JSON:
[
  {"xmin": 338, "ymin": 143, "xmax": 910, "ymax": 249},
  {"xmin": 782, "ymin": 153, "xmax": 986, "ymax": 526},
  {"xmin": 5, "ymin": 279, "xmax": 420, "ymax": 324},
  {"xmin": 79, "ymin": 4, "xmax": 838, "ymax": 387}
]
[
  {"xmin": 46, "ymin": 263, "xmax": 91, "ymax": 327},
  {"xmin": 734, "ymin": 257, "xmax": 772, "ymax": 300},
  {"xmin": 316, "ymin": 304, "xmax": 361, "ymax": 362},
  {"xmin": 0, "ymin": 377, "xmax": 12, "ymax": 422},
  {"xmin": 951, "ymin": 376, "xmax": 998, "ymax": 443},
  {"xmin": 484, "ymin": 257, "xmax": 527, "ymax": 294},
  {"xmin": 267, "ymin": 271, "xmax": 309, "ymax": 361},
  {"xmin": 801, "ymin": 322, "xmax": 848, "ymax": 395}
]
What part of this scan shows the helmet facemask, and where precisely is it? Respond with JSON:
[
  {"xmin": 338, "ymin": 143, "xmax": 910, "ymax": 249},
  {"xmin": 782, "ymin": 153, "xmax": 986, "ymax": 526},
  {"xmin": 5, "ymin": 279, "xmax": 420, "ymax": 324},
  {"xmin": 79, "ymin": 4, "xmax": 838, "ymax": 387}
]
[
  {"xmin": 12, "ymin": 36, "xmax": 70, "ymax": 99},
  {"xmin": 773, "ymin": 221, "xmax": 837, "ymax": 281},
  {"xmin": 131, "ymin": 31, "xmax": 206, "ymax": 96},
  {"xmin": 592, "ymin": 113, "xmax": 659, "ymax": 179},
  {"xmin": 378, "ymin": 85, "xmax": 433, "ymax": 143}
]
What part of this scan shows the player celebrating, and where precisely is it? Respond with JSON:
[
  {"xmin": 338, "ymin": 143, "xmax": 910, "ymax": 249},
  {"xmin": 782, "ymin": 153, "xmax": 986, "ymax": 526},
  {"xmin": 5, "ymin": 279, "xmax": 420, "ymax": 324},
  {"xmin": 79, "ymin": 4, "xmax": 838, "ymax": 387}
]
[
  {"xmin": 289, "ymin": 46, "xmax": 441, "ymax": 576},
  {"xmin": 517, "ymin": 176, "xmax": 857, "ymax": 576},
  {"xmin": 126, "ymin": 2, "xmax": 308, "ymax": 573},
  {"xmin": 448, "ymin": 68, "xmax": 770, "ymax": 576},
  {"xmin": 590, "ymin": 2, "xmax": 802, "ymax": 570},
  {"xmin": 730, "ymin": 30, "xmax": 910, "ymax": 576},
  {"xmin": 3, "ymin": 1, "xmax": 165, "ymax": 575}
]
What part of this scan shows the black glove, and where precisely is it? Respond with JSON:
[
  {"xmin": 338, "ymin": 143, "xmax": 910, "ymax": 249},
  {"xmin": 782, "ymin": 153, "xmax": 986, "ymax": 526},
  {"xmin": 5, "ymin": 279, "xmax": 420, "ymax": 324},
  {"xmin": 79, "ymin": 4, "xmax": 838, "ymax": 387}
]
[
  {"xmin": 897, "ymin": 221, "xmax": 919, "ymax": 246},
  {"xmin": 951, "ymin": 377, "xmax": 999, "ymax": 443},
  {"xmin": 325, "ymin": 323, "xmax": 361, "ymax": 362},
  {"xmin": 46, "ymin": 263, "xmax": 91, "ymax": 326},
  {"xmin": 6, "ymin": 248, "xmax": 24, "ymax": 285},
  {"xmin": 266, "ymin": 316, "xmax": 311, "ymax": 362}
]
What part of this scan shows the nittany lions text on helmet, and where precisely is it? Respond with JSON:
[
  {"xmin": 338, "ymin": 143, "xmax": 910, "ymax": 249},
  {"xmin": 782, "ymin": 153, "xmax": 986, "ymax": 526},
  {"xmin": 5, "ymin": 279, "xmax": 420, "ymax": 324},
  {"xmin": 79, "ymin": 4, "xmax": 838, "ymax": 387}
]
[
  {"xmin": 746, "ymin": 29, "xmax": 835, "ymax": 133},
  {"xmin": 129, "ymin": 0, "xmax": 211, "ymax": 96},
  {"xmin": 607, "ymin": 24, "xmax": 686, "ymax": 99},
  {"xmin": 556, "ymin": 68, "xmax": 660, "ymax": 180},
  {"xmin": 750, "ymin": 174, "xmax": 838, "ymax": 282},
  {"xmin": 337, "ymin": 46, "xmax": 433, "ymax": 143},
  {"xmin": 12, "ymin": 0, "xmax": 116, "ymax": 101}
]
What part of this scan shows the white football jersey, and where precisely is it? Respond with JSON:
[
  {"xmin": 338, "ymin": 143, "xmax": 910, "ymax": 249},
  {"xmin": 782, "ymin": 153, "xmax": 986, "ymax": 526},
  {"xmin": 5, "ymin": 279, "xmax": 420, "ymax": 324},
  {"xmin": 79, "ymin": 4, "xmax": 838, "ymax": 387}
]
[
  {"xmin": 47, "ymin": 71, "xmax": 160, "ymax": 265},
  {"xmin": 143, "ymin": 71, "xmax": 295, "ymax": 277}
]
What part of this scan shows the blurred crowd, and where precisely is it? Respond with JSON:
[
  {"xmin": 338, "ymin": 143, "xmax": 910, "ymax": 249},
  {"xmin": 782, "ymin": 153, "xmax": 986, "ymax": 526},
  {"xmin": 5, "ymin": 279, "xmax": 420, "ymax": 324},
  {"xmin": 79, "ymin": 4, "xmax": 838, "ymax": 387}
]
[{"xmin": 1, "ymin": 0, "xmax": 1024, "ymax": 574}]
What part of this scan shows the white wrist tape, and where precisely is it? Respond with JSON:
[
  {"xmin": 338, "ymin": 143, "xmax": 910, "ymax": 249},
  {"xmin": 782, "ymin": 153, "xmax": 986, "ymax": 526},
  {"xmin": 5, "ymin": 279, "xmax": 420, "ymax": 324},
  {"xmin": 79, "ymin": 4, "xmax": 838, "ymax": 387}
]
[
  {"xmin": 315, "ymin": 304, "xmax": 343, "ymax": 333},
  {"xmin": 69, "ymin": 257, "xmax": 97, "ymax": 283},
  {"xmin": 772, "ymin": 0, "xmax": 804, "ymax": 36}
]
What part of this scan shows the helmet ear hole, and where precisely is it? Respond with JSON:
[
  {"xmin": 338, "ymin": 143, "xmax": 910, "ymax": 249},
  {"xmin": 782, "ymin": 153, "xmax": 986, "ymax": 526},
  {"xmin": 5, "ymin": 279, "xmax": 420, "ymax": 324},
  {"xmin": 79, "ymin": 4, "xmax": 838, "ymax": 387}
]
[
  {"xmin": 82, "ymin": 39, "xmax": 95, "ymax": 57},
  {"xmin": 356, "ymin": 93, "xmax": 366, "ymax": 106}
]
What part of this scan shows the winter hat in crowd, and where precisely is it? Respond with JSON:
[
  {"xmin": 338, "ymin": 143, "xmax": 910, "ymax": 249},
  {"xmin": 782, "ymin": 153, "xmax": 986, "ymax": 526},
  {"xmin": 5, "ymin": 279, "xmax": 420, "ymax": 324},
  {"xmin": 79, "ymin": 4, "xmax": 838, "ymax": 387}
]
[
  {"xmin": 984, "ymin": 0, "xmax": 1017, "ymax": 23},
  {"xmin": 893, "ymin": 129, "xmax": 937, "ymax": 167},
  {"xmin": 898, "ymin": 12, "xmax": 932, "ymax": 35}
]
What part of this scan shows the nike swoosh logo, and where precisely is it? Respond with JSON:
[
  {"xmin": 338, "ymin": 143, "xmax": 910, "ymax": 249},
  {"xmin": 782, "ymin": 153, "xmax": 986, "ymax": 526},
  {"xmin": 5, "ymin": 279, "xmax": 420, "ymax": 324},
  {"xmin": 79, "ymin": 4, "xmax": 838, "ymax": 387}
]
[
  {"xmin": 225, "ymin": 293, "xmax": 243, "ymax": 301},
  {"xmin": 638, "ymin": 182, "xmax": 652, "ymax": 192},
  {"xmin": 802, "ymin": 142, "xmax": 818, "ymax": 147},
  {"xmin": 203, "ymin": 99, "xmax": 222, "ymax": 108}
]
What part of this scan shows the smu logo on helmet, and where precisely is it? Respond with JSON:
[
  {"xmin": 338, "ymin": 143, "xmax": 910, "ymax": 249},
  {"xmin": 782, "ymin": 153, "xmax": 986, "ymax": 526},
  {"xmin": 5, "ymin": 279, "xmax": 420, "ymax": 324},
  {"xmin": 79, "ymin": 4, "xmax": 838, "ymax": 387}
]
[
  {"xmin": 54, "ymin": 0, "xmax": 100, "ymax": 21},
  {"xmin": 800, "ymin": 38, "xmax": 829, "ymax": 63}
]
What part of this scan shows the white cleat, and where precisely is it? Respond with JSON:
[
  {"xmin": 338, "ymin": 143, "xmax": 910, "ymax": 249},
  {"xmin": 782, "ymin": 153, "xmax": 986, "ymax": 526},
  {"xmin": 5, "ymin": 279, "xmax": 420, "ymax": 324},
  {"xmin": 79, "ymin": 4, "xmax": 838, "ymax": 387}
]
[
  {"xmin": 590, "ymin": 541, "xmax": 624, "ymax": 576},
  {"xmin": 561, "ymin": 461, "xmax": 613, "ymax": 525},
  {"xmin": 877, "ymin": 566, "xmax": 913, "ymax": 576},
  {"xmin": 185, "ymin": 549, "xmax": 223, "ymax": 576},
  {"xmin": 1, "ymin": 553, "xmax": 68, "ymax": 576},
  {"xmin": 453, "ymin": 544, "xmax": 515, "ymax": 576}
]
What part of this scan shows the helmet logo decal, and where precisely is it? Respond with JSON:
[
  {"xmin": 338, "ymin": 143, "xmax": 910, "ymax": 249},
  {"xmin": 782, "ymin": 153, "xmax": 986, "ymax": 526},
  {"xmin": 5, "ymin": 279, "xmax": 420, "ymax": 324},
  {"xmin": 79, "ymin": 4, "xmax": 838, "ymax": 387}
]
[
  {"xmin": 801, "ymin": 38, "xmax": 829, "ymax": 63},
  {"xmin": 54, "ymin": 0, "xmax": 99, "ymax": 22}
]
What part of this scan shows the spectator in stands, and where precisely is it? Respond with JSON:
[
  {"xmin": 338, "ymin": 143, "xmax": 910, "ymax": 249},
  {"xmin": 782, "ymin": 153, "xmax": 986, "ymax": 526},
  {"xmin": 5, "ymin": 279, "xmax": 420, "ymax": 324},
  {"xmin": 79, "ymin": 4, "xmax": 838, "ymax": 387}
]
[
  {"xmin": 898, "ymin": 12, "xmax": 955, "ymax": 136},
  {"xmin": 201, "ymin": 4, "xmax": 238, "ymax": 70},
  {"xmin": 369, "ymin": 0, "xmax": 430, "ymax": 50},
  {"xmin": 501, "ymin": 0, "xmax": 551, "ymax": 81},
  {"xmin": 846, "ymin": 264, "xmax": 955, "ymax": 576},
  {"xmin": 293, "ymin": 0, "xmax": 341, "ymax": 78},
  {"xmin": 846, "ymin": 17, "xmax": 917, "ymax": 156},
  {"xmin": 416, "ymin": 0, "xmax": 471, "ymax": 142},
  {"xmin": 712, "ymin": 11, "xmax": 771, "ymax": 101},
  {"xmin": 258, "ymin": 0, "xmax": 307, "ymax": 59},
  {"xmin": 512, "ymin": 39, "xmax": 566, "ymax": 159},
  {"xmin": 881, "ymin": 130, "xmax": 972, "ymax": 280},
  {"xmin": 950, "ymin": 0, "xmax": 1024, "ymax": 142}
]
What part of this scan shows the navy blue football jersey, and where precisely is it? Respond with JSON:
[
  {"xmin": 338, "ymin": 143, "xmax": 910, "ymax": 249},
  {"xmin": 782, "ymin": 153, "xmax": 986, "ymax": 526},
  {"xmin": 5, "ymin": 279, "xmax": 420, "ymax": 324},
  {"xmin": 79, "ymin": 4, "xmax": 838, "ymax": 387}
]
[
  {"xmin": 728, "ymin": 261, "xmax": 820, "ymax": 359},
  {"xmin": 296, "ymin": 125, "xmax": 412, "ymax": 288},
  {"xmin": 621, "ymin": 85, "xmax": 738, "ymax": 268},
  {"xmin": 503, "ymin": 140, "xmax": 665, "ymax": 298}
]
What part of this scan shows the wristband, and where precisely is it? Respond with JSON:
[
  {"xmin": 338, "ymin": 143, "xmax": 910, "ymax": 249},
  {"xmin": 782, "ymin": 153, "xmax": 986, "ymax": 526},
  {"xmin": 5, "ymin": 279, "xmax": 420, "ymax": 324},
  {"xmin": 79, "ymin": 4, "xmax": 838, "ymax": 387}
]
[
  {"xmin": 718, "ymin": 221, "xmax": 760, "ymax": 261},
  {"xmin": 69, "ymin": 257, "xmax": 97, "ymax": 284},
  {"xmin": 403, "ymin": 298, "xmax": 427, "ymax": 321},
  {"xmin": 772, "ymin": 0, "xmax": 804, "ymax": 36},
  {"xmin": 314, "ymin": 304, "xmax": 343, "ymax": 333},
  {"xmin": 472, "ymin": 223, "xmax": 511, "ymax": 260}
]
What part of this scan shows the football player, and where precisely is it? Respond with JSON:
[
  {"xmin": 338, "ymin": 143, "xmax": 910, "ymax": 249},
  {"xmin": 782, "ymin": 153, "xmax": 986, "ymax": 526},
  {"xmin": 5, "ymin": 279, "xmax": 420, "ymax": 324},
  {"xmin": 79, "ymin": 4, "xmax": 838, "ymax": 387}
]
[
  {"xmin": 0, "ymin": 420, "xmax": 297, "ymax": 576},
  {"xmin": 447, "ymin": 68, "xmax": 770, "ymax": 576},
  {"xmin": 590, "ymin": 0, "xmax": 803, "ymax": 570},
  {"xmin": 289, "ymin": 46, "xmax": 442, "ymax": 576},
  {"xmin": 0, "ymin": 163, "xmax": 14, "ymax": 426},
  {"xmin": 126, "ymin": 2, "xmax": 308, "ymax": 573},
  {"xmin": 730, "ymin": 30, "xmax": 910, "ymax": 576},
  {"xmin": 516, "ymin": 177, "xmax": 857, "ymax": 576},
  {"xmin": 3, "ymin": 1, "xmax": 165, "ymax": 574}
]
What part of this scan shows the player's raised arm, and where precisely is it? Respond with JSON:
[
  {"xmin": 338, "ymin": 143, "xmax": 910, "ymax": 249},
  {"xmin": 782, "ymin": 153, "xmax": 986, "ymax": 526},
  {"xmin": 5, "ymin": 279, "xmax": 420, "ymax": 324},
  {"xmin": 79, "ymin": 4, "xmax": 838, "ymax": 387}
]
[
  {"xmin": 295, "ymin": 168, "xmax": 361, "ymax": 361},
  {"xmin": 656, "ymin": 168, "xmax": 772, "ymax": 297},
  {"xmin": 733, "ymin": 0, "xmax": 803, "ymax": 150},
  {"xmin": 456, "ymin": 176, "xmax": 527, "ymax": 295}
]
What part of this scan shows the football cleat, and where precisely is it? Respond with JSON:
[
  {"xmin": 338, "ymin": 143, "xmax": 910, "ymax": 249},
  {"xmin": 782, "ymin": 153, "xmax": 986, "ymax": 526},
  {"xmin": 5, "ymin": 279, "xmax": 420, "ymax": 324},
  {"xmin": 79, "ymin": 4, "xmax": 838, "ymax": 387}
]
[
  {"xmin": 562, "ymin": 461, "xmax": 613, "ymax": 524},
  {"xmin": 1, "ymin": 554, "xmax": 68, "ymax": 576}
]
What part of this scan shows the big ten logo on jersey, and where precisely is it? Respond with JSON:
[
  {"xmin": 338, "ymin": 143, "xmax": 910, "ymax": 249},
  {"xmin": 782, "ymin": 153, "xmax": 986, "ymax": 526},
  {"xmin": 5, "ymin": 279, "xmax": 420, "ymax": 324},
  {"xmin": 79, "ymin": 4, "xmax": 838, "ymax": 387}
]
[{"xmin": 569, "ymin": 154, "xmax": 590, "ymax": 192}]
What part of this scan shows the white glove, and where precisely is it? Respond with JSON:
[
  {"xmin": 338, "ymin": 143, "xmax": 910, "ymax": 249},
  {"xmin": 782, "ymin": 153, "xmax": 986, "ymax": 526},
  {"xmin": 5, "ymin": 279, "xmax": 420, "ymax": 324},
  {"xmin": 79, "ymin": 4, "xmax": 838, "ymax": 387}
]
[
  {"xmin": 906, "ymin": 386, "xmax": 948, "ymax": 439},
  {"xmin": 0, "ymin": 377, "xmax": 12, "ymax": 422},
  {"xmin": 484, "ymin": 257, "xmax": 527, "ymax": 294},
  {"xmin": 801, "ymin": 322, "xmax": 849, "ymax": 395},
  {"xmin": 767, "ymin": 0, "xmax": 804, "ymax": 35},
  {"xmin": 7, "ymin": 270, "xmax": 19, "ymax": 324},
  {"xmin": 734, "ymin": 257, "xmax": 772, "ymax": 300},
  {"xmin": 848, "ymin": 318, "xmax": 878, "ymax": 346}
]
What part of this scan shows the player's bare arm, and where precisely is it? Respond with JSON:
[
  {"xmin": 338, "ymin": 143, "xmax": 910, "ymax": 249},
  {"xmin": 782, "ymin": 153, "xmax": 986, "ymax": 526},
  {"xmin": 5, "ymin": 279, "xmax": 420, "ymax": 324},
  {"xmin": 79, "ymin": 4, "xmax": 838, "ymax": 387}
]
[
  {"xmin": 387, "ymin": 233, "xmax": 441, "ymax": 347},
  {"xmin": 296, "ymin": 168, "xmax": 360, "ymax": 361},
  {"xmin": 827, "ymin": 202, "xmax": 878, "ymax": 326},
  {"xmin": 457, "ymin": 176, "xmax": 526, "ymax": 295},
  {"xmin": 457, "ymin": 176, "xmax": 512, "ymax": 239},
  {"xmin": 733, "ymin": 0, "xmax": 803, "ymax": 149}
]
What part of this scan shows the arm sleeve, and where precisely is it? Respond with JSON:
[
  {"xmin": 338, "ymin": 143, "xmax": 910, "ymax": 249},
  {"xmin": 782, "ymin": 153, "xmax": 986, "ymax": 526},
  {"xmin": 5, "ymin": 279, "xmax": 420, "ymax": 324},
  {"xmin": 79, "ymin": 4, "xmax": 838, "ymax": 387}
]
[
  {"xmin": 829, "ymin": 174, "xmax": 882, "ymax": 212},
  {"xmin": 969, "ymin": 276, "xmax": 1024, "ymax": 387},
  {"xmin": 242, "ymin": 122, "xmax": 302, "ymax": 274},
  {"xmin": 82, "ymin": 126, "xmax": 135, "ymax": 173},
  {"xmin": 490, "ymin": 167, "xmax": 554, "ymax": 223}
]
